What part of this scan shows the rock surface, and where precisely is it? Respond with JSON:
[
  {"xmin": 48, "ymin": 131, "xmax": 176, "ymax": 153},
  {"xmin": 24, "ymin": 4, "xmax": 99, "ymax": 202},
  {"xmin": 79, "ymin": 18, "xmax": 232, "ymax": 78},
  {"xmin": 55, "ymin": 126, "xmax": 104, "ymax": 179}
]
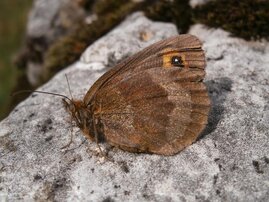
[
  {"xmin": 23, "ymin": 0, "xmax": 87, "ymax": 86},
  {"xmin": 1, "ymin": 12, "xmax": 269, "ymax": 201},
  {"xmin": 27, "ymin": 0, "xmax": 87, "ymax": 41}
]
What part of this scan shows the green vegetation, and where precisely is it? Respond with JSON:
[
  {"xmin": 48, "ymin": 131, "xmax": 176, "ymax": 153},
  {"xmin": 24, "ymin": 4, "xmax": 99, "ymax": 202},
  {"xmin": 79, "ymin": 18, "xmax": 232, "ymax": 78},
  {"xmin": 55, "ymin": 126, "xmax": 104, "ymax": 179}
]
[
  {"xmin": 0, "ymin": 0, "xmax": 32, "ymax": 120},
  {"xmin": 45, "ymin": 0, "xmax": 269, "ymax": 82},
  {"xmin": 145, "ymin": 0, "xmax": 192, "ymax": 33},
  {"xmin": 194, "ymin": 0, "xmax": 269, "ymax": 40}
]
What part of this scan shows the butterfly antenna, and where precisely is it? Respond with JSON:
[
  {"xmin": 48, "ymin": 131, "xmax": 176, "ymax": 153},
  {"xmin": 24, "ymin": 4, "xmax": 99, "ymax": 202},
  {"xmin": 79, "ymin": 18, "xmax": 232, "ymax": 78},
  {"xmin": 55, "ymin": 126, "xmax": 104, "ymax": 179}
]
[
  {"xmin": 11, "ymin": 90, "xmax": 72, "ymax": 102},
  {"xmin": 65, "ymin": 74, "xmax": 74, "ymax": 100}
]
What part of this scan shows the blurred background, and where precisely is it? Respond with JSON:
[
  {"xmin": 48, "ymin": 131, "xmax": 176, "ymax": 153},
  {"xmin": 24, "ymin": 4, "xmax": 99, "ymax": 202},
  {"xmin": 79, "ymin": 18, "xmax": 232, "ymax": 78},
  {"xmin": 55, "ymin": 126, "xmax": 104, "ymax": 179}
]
[
  {"xmin": 0, "ymin": 0, "xmax": 268, "ymax": 121},
  {"xmin": 0, "ymin": 0, "xmax": 32, "ymax": 120}
]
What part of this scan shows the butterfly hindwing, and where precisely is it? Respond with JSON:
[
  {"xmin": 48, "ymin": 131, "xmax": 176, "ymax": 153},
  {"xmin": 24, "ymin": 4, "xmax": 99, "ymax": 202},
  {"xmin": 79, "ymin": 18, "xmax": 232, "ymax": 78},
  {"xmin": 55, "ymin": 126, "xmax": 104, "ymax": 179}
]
[{"xmin": 84, "ymin": 34, "xmax": 210, "ymax": 155}]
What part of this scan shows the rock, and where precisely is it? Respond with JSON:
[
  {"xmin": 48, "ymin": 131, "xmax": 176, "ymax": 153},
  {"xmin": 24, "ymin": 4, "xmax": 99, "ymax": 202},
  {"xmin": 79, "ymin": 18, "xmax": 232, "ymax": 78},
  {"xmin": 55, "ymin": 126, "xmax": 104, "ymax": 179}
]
[
  {"xmin": 27, "ymin": 0, "xmax": 64, "ymax": 39},
  {"xmin": 21, "ymin": 0, "xmax": 88, "ymax": 86},
  {"xmin": 27, "ymin": 0, "xmax": 86, "ymax": 41},
  {"xmin": 1, "ymin": 12, "xmax": 269, "ymax": 201}
]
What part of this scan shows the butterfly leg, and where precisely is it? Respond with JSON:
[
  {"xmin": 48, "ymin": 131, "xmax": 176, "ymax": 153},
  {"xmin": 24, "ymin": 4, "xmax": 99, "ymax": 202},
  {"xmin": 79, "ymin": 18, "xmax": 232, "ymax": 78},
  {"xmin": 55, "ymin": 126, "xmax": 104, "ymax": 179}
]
[
  {"xmin": 93, "ymin": 115, "xmax": 105, "ymax": 155},
  {"xmin": 92, "ymin": 114, "xmax": 115, "ymax": 162}
]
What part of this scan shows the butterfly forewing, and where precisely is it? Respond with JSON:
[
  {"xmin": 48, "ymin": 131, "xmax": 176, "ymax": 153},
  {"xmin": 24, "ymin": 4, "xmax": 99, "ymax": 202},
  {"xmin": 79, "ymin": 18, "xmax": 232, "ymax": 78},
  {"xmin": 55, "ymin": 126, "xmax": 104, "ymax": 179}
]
[{"xmin": 84, "ymin": 34, "xmax": 210, "ymax": 155}]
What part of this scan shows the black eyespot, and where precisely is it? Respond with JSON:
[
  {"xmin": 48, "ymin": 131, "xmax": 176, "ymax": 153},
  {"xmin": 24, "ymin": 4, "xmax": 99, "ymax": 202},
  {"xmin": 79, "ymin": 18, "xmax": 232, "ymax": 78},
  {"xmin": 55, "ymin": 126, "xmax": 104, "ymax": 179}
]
[{"xmin": 171, "ymin": 56, "xmax": 184, "ymax": 67}]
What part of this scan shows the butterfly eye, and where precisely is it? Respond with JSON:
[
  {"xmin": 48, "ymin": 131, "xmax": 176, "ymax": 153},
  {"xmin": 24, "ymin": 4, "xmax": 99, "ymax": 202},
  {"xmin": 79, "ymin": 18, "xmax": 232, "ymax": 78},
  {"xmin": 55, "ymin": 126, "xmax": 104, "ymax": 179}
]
[{"xmin": 171, "ymin": 56, "xmax": 184, "ymax": 67}]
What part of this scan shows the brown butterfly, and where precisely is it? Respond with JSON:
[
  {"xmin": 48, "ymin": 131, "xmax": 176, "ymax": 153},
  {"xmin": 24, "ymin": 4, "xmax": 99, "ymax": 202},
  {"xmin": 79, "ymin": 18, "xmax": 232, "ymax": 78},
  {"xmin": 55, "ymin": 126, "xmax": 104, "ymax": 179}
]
[{"xmin": 63, "ymin": 34, "xmax": 210, "ymax": 155}]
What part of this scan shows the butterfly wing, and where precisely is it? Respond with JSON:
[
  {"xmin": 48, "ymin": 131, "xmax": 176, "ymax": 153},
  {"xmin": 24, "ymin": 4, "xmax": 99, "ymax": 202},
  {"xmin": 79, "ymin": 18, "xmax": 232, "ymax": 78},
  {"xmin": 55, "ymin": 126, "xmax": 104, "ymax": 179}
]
[{"xmin": 86, "ymin": 35, "xmax": 210, "ymax": 155}]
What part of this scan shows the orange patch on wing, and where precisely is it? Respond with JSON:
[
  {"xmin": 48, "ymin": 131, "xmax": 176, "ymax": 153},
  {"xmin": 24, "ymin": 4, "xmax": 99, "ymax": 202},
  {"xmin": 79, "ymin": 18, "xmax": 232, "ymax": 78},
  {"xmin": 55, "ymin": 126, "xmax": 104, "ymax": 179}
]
[{"xmin": 162, "ymin": 49, "xmax": 188, "ymax": 69}]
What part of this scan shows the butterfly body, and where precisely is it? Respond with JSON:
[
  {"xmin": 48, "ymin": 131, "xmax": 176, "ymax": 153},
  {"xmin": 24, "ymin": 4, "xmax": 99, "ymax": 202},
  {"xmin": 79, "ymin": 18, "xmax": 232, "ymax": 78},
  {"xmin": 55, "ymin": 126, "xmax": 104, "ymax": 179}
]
[{"xmin": 65, "ymin": 34, "xmax": 210, "ymax": 155}]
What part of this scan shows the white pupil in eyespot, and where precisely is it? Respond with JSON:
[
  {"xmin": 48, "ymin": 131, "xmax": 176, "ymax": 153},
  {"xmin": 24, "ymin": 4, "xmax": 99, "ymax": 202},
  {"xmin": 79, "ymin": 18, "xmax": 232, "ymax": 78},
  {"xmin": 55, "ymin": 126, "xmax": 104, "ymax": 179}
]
[{"xmin": 172, "ymin": 56, "xmax": 182, "ymax": 65}]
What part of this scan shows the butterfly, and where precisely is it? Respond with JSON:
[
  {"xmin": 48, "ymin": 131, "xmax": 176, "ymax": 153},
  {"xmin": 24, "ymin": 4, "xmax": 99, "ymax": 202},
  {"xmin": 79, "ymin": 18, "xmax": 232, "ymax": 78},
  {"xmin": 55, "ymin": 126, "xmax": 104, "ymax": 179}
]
[{"xmin": 64, "ymin": 34, "xmax": 210, "ymax": 155}]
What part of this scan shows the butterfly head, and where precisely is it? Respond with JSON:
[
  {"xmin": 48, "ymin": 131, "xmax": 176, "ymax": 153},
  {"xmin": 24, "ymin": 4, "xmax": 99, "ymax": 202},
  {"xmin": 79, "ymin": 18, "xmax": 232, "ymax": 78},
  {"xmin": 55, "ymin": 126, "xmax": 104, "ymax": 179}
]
[{"xmin": 62, "ymin": 99, "xmax": 95, "ymax": 140}]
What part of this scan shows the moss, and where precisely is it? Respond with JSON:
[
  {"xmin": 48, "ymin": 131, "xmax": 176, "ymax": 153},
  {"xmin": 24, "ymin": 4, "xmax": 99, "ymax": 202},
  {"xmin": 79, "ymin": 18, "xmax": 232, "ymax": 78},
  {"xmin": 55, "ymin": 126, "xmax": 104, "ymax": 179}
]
[
  {"xmin": 145, "ymin": 0, "xmax": 193, "ymax": 33},
  {"xmin": 145, "ymin": 0, "xmax": 269, "ymax": 40},
  {"xmin": 20, "ymin": 0, "xmax": 269, "ymax": 79},
  {"xmin": 27, "ymin": 0, "xmax": 269, "ymax": 83},
  {"xmin": 93, "ymin": 0, "xmax": 131, "ymax": 15},
  {"xmin": 193, "ymin": 0, "xmax": 269, "ymax": 40}
]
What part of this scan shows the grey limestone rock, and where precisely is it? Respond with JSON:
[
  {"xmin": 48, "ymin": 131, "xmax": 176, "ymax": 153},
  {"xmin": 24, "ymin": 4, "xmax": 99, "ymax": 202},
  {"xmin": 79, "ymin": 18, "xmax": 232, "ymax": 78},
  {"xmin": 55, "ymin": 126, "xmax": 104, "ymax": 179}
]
[
  {"xmin": 27, "ymin": 0, "xmax": 86, "ymax": 41},
  {"xmin": 1, "ymin": 13, "xmax": 269, "ymax": 201},
  {"xmin": 23, "ymin": 0, "xmax": 88, "ymax": 86}
]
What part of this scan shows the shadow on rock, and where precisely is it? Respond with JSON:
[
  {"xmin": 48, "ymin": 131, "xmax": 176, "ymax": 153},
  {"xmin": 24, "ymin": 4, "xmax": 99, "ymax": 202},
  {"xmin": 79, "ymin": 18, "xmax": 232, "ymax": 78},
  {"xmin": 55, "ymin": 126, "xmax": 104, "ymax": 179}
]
[{"xmin": 199, "ymin": 77, "xmax": 233, "ymax": 140}]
